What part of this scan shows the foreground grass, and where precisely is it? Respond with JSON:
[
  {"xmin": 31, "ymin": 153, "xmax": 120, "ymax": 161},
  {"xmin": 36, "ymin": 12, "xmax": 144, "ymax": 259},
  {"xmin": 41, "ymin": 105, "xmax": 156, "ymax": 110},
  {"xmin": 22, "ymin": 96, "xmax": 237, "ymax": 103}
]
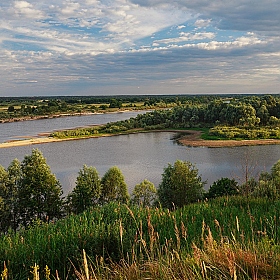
[{"xmin": 1, "ymin": 197, "xmax": 280, "ymax": 279}]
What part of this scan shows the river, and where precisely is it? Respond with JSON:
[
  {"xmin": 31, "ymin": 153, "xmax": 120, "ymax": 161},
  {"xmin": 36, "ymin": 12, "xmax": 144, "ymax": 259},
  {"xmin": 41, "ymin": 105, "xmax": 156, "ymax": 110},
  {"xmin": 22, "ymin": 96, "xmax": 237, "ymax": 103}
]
[
  {"xmin": 0, "ymin": 111, "xmax": 146, "ymax": 143},
  {"xmin": 1, "ymin": 112, "xmax": 280, "ymax": 195}
]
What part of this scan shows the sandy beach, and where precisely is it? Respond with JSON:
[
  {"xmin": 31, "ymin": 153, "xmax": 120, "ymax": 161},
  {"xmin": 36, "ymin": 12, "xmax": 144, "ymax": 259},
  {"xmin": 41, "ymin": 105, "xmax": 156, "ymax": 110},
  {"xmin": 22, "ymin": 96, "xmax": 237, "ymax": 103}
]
[
  {"xmin": 0, "ymin": 137, "xmax": 69, "ymax": 148},
  {"xmin": 1, "ymin": 129, "xmax": 280, "ymax": 149},
  {"xmin": 177, "ymin": 130, "xmax": 280, "ymax": 147}
]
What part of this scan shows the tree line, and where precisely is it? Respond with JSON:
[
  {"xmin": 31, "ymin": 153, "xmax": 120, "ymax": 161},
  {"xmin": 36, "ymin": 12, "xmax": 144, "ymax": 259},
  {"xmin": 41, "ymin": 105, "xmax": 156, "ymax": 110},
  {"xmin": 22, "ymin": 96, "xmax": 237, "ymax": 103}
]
[
  {"xmin": 0, "ymin": 94, "xmax": 218, "ymax": 121},
  {"xmin": 1, "ymin": 148, "xmax": 280, "ymax": 234},
  {"xmin": 51, "ymin": 94, "xmax": 280, "ymax": 140},
  {"xmin": 124, "ymin": 95, "xmax": 280, "ymax": 129}
]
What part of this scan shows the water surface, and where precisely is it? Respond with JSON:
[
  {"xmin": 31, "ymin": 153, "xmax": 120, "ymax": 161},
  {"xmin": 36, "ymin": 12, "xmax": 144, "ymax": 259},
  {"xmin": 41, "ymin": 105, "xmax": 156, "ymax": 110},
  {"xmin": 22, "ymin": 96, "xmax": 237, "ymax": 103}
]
[
  {"xmin": 0, "ymin": 131, "xmax": 279, "ymax": 195},
  {"xmin": 0, "ymin": 111, "xmax": 146, "ymax": 142}
]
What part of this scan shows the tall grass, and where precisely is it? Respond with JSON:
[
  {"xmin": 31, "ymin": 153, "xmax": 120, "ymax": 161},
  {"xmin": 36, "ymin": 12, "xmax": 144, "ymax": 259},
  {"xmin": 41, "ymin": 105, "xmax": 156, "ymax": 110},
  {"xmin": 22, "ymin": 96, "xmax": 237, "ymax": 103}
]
[{"xmin": 1, "ymin": 197, "xmax": 280, "ymax": 279}]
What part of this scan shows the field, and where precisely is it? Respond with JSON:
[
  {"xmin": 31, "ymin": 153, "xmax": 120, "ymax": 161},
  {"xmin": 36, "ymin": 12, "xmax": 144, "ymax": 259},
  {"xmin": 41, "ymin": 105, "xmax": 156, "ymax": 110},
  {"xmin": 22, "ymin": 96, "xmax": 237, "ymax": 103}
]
[{"xmin": 1, "ymin": 196, "xmax": 280, "ymax": 279}]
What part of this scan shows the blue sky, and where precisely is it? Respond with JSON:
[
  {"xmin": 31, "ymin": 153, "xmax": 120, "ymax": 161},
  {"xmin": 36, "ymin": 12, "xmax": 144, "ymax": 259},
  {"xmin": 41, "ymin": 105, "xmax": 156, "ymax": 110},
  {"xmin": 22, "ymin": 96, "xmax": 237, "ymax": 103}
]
[{"xmin": 0, "ymin": 0, "xmax": 280, "ymax": 96}]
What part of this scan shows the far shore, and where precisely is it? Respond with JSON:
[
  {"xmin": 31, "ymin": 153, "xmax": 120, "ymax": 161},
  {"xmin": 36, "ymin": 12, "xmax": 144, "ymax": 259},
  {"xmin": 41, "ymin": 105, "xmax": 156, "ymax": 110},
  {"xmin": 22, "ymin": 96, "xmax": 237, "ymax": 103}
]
[
  {"xmin": 0, "ymin": 109, "xmax": 138, "ymax": 124},
  {"xmin": 2, "ymin": 129, "xmax": 280, "ymax": 149}
]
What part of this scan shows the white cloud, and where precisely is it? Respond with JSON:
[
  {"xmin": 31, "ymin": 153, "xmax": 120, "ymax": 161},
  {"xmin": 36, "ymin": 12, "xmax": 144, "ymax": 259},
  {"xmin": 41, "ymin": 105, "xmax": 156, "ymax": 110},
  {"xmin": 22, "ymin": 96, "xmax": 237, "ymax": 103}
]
[
  {"xmin": 177, "ymin": 25, "xmax": 185, "ymax": 29},
  {"xmin": 154, "ymin": 32, "xmax": 215, "ymax": 45},
  {"xmin": 13, "ymin": 1, "xmax": 44, "ymax": 19},
  {"xmin": 61, "ymin": 1, "xmax": 80, "ymax": 16},
  {"xmin": 0, "ymin": 0, "xmax": 280, "ymax": 96},
  {"xmin": 194, "ymin": 19, "xmax": 211, "ymax": 28}
]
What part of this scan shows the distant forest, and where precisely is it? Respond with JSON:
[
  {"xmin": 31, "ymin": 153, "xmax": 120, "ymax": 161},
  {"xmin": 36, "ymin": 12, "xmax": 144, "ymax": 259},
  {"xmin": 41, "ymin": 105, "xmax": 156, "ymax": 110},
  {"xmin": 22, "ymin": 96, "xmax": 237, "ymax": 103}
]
[
  {"xmin": 1, "ymin": 94, "xmax": 279, "ymax": 121},
  {"xmin": 44, "ymin": 94, "xmax": 280, "ymax": 140}
]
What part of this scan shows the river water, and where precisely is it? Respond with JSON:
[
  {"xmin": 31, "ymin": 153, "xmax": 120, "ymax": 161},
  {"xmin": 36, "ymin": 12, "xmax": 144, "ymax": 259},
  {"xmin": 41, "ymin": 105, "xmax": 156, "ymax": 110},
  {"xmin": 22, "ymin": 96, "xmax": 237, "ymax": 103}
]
[
  {"xmin": 1, "ymin": 112, "xmax": 280, "ymax": 195},
  {"xmin": 0, "ymin": 111, "xmax": 146, "ymax": 143}
]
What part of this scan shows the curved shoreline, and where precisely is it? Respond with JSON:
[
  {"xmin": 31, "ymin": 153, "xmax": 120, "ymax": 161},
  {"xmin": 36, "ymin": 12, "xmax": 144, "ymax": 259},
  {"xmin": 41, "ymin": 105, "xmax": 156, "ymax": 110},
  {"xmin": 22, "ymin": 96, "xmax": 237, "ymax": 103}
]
[
  {"xmin": 1, "ymin": 130, "xmax": 280, "ymax": 149},
  {"xmin": 177, "ymin": 130, "xmax": 280, "ymax": 148}
]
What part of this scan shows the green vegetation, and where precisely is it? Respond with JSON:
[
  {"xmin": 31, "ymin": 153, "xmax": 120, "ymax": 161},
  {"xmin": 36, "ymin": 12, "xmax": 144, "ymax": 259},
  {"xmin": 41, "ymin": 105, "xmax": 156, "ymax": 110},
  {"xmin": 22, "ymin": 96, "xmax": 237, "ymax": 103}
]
[
  {"xmin": 0, "ymin": 95, "xmax": 200, "ymax": 122},
  {"xmin": 0, "ymin": 150, "xmax": 63, "ymax": 232},
  {"xmin": 48, "ymin": 94, "xmax": 280, "ymax": 141},
  {"xmin": 1, "ymin": 148, "xmax": 280, "ymax": 278},
  {"xmin": 206, "ymin": 177, "xmax": 239, "ymax": 199},
  {"xmin": 3, "ymin": 91, "xmax": 280, "ymax": 280},
  {"xmin": 158, "ymin": 160, "xmax": 205, "ymax": 209},
  {"xmin": 209, "ymin": 126, "xmax": 280, "ymax": 140},
  {"xmin": 131, "ymin": 179, "xmax": 157, "ymax": 207},
  {"xmin": 1, "ymin": 198, "xmax": 280, "ymax": 279},
  {"xmin": 100, "ymin": 166, "xmax": 130, "ymax": 204},
  {"xmin": 66, "ymin": 165, "xmax": 101, "ymax": 214}
]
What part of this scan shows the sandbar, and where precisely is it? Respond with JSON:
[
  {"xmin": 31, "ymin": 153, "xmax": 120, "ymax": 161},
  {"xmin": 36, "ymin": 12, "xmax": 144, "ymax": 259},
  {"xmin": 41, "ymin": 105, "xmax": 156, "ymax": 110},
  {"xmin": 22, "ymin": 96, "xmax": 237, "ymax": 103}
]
[
  {"xmin": 1, "ymin": 130, "xmax": 280, "ymax": 149},
  {"xmin": 177, "ymin": 130, "xmax": 280, "ymax": 147}
]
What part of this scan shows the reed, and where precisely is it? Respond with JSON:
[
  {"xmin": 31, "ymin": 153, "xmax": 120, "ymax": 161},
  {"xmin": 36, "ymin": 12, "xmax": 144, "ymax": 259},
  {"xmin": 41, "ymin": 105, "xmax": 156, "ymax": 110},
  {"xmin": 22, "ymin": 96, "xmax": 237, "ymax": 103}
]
[{"xmin": 1, "ymin": 196, "xmax": 280, "ymax": 279}]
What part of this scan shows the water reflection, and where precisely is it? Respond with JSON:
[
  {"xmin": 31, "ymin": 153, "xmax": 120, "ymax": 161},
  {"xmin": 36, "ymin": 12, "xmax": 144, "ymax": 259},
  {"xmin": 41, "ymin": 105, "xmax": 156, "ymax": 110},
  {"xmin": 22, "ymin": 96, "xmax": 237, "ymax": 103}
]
[{"xmin": 1, "ymin": 132, "xmax": 280, "ymax": 195}]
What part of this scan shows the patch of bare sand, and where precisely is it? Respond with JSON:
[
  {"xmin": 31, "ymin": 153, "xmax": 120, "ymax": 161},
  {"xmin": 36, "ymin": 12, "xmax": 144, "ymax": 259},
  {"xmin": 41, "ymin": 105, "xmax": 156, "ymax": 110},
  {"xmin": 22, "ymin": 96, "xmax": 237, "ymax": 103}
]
[
  {"xmin": 1, "ymin": 130, "xmax": 280, "ymax": 149},
  {"xmin": 178, "ymin": 130, "xmax": 280, "ymax": 147},
  {"xmin": 0, "ymin": 137, "xmax": 71, "ymax": 148}
]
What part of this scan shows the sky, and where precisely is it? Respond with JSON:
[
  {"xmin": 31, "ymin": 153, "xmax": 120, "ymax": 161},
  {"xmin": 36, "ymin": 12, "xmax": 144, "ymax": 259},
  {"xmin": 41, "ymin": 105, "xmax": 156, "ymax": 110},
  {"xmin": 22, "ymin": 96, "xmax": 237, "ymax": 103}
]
[{"xmin": 0, "ymin": 0, "xmax": 280, "ymax": 97}]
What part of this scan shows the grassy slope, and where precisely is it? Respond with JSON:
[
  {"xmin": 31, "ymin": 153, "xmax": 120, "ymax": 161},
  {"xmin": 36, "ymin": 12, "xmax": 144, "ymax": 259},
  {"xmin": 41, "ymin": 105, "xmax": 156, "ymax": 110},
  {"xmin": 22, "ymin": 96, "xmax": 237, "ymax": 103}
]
[{"xmin": 1, "ymin": 196, "xmax": 280, "ymax": 279}]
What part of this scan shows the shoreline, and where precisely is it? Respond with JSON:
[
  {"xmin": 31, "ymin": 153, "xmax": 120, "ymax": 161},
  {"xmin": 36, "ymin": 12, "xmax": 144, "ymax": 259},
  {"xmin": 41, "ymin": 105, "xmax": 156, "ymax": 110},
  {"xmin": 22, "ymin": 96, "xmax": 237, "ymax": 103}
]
[
  {"xmin": 177, "ymin": 130, "xmax": 280, "ymax": 147},
  {"xmin": 2, "ymin": 130, "xmax": 280, "ymax": 149},
  {"xmin": 0, "ymin": 110, "xmax": 135, "ymax": 124}
]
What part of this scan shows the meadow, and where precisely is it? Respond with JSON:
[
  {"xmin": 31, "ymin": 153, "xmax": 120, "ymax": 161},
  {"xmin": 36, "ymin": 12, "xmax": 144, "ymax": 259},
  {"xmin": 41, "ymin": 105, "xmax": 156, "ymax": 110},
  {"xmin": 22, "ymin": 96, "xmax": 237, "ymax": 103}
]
[{"xmin": 1, "ymin": 196, "xmax": 280, "ymax": 279}]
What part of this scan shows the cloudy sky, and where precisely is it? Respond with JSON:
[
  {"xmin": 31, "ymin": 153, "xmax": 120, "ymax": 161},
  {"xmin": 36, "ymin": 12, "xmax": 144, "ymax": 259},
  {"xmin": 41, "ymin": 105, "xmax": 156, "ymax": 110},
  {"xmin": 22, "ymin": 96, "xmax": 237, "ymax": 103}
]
[{"xmin": 0, "ymin": 0, "xmax": 280, "ymax": 97}]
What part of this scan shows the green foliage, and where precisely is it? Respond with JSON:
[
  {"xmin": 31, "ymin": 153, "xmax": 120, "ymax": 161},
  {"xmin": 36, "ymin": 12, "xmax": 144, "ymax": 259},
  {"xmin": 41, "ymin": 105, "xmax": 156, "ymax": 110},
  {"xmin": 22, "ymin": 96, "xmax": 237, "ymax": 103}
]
[
  {"xmin": 253, "ymin": 180, "xmax": 278, "ymax": 200},
  {"xmin": 0, "ymin": 165, "xmax": 9, "ymax": 231},
  {"xmin": 209, "ymin": 126, "xmax": 280, "ymax": 139},
  {"xmin": 250, "ymin": 160, "xmax": 280, "ymax": 200},
  {"xmin": 4, "ymin": 159, "xmax": 22, "ymax": 232},
  {"xmin": 18, "ymin": 149, "xmax": 63, "ymax": 226},
  {"xmin": 67, "ymin": 165, "xmax": 101, "ymax": 214},
  {"xmin": 1, "ymin": 152, "xmax": 64, "ymax": 231},
  {"xmin": 207, "ymin": 177, "xmax": 239, "ymax": 199},
  {"xmin": 109, "ymin": 98, "xmax": 122, "ymax": 108},
  {"xmin": 131, "ymin": 179, "xmax": 157, "ymax": 207},
  {"xmin": 7, "ymin": 105, "xmax": 15, "ymax": 112},
  {"xmin": 1, "ymin": 197, "xmax": 280, "ymax": 279},
  {"xmin": 100, "ymin": 166, "xmax": 130, "ymax": 204},
  {"xmin": 271, "ymin": 159, "xmax": 280, "ymax": 189},
  {"xmin": 158, "ymin": 160, "xmax": 205, "ymax": 209},
  {"xmin": 47, "ymin": 94, "xmax": 280, "ymax": 141},
  {"xmin": 51, "ymin": 127, "xmax": 99, "ymax": 138}
]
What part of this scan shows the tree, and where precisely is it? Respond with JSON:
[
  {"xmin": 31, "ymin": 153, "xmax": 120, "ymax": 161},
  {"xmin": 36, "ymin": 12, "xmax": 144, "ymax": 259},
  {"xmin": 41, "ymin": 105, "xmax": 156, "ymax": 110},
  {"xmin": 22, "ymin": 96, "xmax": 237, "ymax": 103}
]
[
  {"xmin": 67, "ymin": 165, "xmax": 101, "ymax": 214},
  {"xmin": 253, "ymin": 171, "xmax": 278, "ymax": 200},
  {"xmin": 131, "ymin": 179, "xmax": 157, "ymax": 207},
  {"xmin": 100, "ymin": 166, "xmax": 129, "ymax": 204},
  {"xmin": 271, "ymin": 159, "xmax": 280, "ymax": 189},
  {"xmin": 7, "ymin": 105, "xmax": 15, "ymax": 112},
  {"xmin": 6, "ymin": 159, "xmax": 22, "ymax": 231},
  {"xmin": 18, "ymin": 149, "xmax": 63, "ymax": 226},
  {"xmin": 207, "ymin": 177, "xmax": 239, "ymax": 199},
  {"xmin": 0, "ymin": 160, "xmax": 23, "ymax": 232},
  {"xmin": 109, "ymin": 98, "xmax": 122, "ymax": 108},
  {"xmin": 158, "ymin": 160, "xmax": 205, "ymax": 209},
  {"xmin": 0, "ymin": 165, "xmax": 9, "ymax": 232}
]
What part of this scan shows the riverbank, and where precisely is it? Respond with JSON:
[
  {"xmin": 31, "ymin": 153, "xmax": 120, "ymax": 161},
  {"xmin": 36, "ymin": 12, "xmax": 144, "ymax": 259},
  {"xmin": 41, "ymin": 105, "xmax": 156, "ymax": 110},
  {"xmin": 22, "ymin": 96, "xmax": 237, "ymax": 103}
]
[
  {"xmin": 177, "ymin": 130, "xmax": 280, "ymax": 147},
  {"xmin": 0, "ymin": 136, "xmax": 69, "ymax": 148},
  {"xmin": 2, "ymin": 129, "xmax": 280, "ymax": 149},
  {"xmin": 0, "ymin": 110, "xmax": 136, "ymax": 123}
]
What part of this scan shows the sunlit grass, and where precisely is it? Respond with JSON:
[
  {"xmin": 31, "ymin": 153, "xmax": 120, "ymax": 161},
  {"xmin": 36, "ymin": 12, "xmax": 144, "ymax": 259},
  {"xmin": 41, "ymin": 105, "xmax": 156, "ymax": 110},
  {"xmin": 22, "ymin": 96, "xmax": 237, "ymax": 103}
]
[{"xmin": 1, "ymin": 197, "xmax": 280, "ymax": 279}]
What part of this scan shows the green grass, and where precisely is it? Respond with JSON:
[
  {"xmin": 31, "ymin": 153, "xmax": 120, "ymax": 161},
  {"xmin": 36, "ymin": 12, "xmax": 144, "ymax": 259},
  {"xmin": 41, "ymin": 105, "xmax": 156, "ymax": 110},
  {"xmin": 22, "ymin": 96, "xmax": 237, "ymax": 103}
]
[
  {"xmin": 209, "ymin": 126, "xmax": 280, "ymax": 140},
  {"xmin": 1, "ymin": 197, "xmax": 280, "ymax": 279}
]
